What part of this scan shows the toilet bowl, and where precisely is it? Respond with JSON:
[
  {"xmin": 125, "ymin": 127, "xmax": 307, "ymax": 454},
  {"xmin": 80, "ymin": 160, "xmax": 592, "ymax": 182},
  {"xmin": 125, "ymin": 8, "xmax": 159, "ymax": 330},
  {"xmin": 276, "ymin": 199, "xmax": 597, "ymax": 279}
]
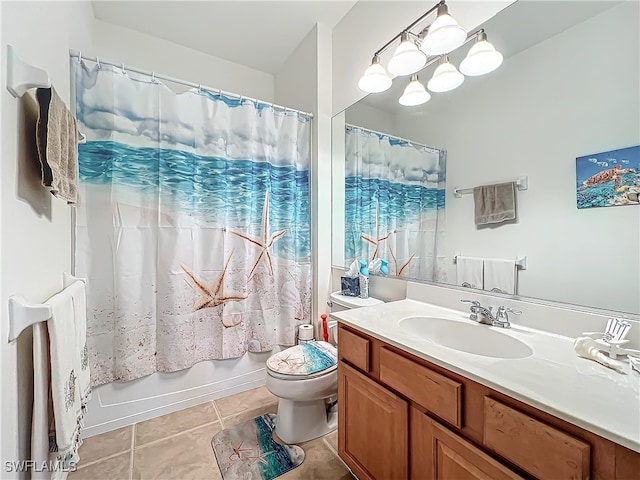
[
  {"xmin": 265, "ymin": 292, "xmax": 383, "ymax": 444},
  {"xmin": 265, "ymin": 341, "xmax": 338, "ymax": 444}
]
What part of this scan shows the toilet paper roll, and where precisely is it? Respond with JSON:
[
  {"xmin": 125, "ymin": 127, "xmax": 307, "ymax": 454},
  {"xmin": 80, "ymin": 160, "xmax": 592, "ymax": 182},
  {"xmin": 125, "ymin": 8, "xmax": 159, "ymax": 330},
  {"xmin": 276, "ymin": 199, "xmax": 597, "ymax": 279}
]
[{"xmin": 298, "ymin": 324, "xmax": 315, "ymax": 341}]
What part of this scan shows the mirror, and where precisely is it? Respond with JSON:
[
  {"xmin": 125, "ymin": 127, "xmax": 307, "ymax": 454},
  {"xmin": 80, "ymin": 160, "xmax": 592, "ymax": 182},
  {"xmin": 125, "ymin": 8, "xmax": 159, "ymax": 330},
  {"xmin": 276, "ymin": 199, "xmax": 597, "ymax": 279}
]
[{"xmin": 332, "ymin": 1, "xmax": 640, "ymax": 315}]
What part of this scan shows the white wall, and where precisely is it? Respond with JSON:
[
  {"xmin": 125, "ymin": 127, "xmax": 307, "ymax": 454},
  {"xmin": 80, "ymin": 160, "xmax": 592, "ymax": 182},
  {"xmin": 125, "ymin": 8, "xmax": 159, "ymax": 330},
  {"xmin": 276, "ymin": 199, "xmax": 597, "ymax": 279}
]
[
  {"xmin": 345, "ymin": 102, "xmax": 397, "ymax": 136},
  {"xmin": 275, "ymin": 22, "xmax": 333, "ymax": 335},
  {"xmin": 91, "ymin": 19, "xmax": 274, "ymax": 101},
  {"xmin": 332, "ymin": 1, "xmax": 514, "ymax": 115},
  {"xmin": 396, "ymin": 2, "xmax": 640, "ymax": 314},
  {"xmin": 1, "ymin": 2, "xmax": 95, "ymax": 475}
]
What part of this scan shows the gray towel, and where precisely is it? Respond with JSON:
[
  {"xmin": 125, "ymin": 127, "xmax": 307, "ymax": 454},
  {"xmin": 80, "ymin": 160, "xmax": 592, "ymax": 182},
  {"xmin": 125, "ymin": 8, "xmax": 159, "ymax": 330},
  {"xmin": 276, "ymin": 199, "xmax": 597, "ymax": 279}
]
[
  {"xmin": 36, "ymin": 87, "xmax": 79, "ymax": 205},
  {"xmin": 473, "ymin": 182, "xmax": 516, "ymax": 226}
]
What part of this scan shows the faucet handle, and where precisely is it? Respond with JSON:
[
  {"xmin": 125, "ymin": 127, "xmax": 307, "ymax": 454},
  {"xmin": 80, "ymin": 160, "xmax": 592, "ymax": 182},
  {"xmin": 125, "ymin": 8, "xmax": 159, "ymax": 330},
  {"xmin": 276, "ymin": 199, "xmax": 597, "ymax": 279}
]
[
  {"xmin": 461, "ymin": 299, "xmax": 480, "ymax": 306},
  {"xmin": 499, "ymin": 306, "xmax": 522, "ymax": 315}
]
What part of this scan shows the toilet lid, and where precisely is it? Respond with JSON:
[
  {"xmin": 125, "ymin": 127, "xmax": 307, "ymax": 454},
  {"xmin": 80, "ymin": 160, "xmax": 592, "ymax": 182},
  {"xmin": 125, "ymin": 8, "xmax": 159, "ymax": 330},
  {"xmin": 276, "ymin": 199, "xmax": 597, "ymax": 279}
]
[{"xmin": 267, "ymin": 341, "xmax": 337, "ymax": 377}]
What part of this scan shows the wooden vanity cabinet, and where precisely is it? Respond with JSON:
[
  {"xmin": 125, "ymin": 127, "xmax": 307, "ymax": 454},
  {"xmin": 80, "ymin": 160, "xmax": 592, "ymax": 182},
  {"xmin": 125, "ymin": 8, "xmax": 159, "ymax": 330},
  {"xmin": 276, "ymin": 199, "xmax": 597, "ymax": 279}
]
[
  {"xmin": 411, "ymin": 407, "xmax": 525, "ymax": 480},
  {"xmin": 337, "ymin": 324, "xmax": 640, "ymax": 480},
  {"xmin": 338, "ymin": 361, "xmax": 408, "ymax": 480}
]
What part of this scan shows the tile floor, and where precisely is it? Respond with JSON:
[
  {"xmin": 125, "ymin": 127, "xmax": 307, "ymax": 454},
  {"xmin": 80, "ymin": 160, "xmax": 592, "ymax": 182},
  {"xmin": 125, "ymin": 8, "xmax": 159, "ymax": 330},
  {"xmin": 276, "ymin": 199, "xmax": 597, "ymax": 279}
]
[{"xmin": 69, "ymin": 386, "xmax": 355, "ymax": 480}]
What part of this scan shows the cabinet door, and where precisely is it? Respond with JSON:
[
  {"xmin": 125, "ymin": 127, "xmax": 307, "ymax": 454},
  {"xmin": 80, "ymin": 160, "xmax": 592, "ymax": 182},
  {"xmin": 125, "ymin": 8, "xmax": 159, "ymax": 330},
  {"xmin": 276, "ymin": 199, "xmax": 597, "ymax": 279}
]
[
  {"xmin": 338, "ymin": 361, "xmax": 408, "ymax": 480},
  {"xmin": 410, "ymin": 407, "xmax": 524, "ymax": 480}
]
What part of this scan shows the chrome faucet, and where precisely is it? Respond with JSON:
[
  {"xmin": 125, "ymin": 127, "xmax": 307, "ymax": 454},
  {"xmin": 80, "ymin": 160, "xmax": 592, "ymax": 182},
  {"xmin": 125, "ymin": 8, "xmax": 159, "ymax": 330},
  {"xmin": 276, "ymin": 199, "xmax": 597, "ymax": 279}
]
[{"xmin": 460, "ymin": 300, "xmax": 521, "ymax": 329}]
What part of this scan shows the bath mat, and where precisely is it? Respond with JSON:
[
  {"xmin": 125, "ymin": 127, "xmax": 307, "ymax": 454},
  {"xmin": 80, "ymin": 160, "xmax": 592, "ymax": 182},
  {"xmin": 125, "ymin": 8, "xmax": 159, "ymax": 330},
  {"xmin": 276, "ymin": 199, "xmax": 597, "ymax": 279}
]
[{"xmin": 211, "ymin": 413, "xmax": 304, "ymax": 480}]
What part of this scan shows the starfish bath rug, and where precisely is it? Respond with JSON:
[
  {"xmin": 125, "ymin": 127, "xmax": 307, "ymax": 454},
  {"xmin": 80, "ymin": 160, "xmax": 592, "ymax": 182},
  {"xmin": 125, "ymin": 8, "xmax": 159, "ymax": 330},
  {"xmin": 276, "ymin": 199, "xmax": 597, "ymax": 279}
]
[{"xmin": 212, "ymin": 413, "xmax": 304, "ymax": 480}]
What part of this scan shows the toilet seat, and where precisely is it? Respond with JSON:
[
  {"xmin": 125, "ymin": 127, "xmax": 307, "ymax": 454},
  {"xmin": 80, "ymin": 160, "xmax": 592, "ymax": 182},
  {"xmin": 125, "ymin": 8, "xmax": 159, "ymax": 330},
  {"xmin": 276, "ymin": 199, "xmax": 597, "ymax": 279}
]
[{"xmin": 266, "ymin": 341, "xmax": 337, "ymax": 380}]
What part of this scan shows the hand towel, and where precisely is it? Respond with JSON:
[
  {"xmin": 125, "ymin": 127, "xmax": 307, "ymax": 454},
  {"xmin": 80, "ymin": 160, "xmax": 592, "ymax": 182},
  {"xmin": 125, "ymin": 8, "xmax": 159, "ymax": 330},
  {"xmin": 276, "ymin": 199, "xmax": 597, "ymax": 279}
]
[
  {"xmin": 484, "ymin": 258, "xmax": 517, "ymax": 294},
  {"xmin": 473, "ymin": 182, "xmax": 516, "ymax": 226},
  {"xmin": 36, "ymin": 87, "xmax": 79, "ymax": 205},
  {"xmin": 32, "ymin": 323, "xmax": 54, "ymax": 480},
  {"xmin": 456, "ymin": 256, "xmax": 483, "ymax": 289},
  {"xmin": 45, "ymin": 280, "xmax": 91, "ymax": 471},
  {"xmin": 574, "ymin": 337, "xmax": 624, "ymax": 373}
]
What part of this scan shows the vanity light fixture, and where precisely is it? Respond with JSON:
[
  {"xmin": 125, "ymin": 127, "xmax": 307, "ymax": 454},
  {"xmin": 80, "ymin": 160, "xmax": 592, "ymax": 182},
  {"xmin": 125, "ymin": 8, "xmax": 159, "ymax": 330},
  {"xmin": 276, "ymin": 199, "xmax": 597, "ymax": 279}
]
[
  {"xmin": 420, "ymin": 3, "xmax": 467, "ymax": 56},
  {"xmin": 357, "ymin": 0, "xmax": 503, "ymax": 106},
  {"xmin": 459, "ymin": 31, "xmax": 503, "ymax": 76},
  {"xmin": 387, "ymin": 32, "xmax": 427, "ymax": 76},
  {"xmin": 358, "ymin": 55, "xmax": 393, "ymax": 93},
  {"xmin": 427, "ymin": 55, "xmax": 464, "ymax": 93},
  {"xmin": 399, "ymin": 74, "xmax": 431, "ymax": 106}
]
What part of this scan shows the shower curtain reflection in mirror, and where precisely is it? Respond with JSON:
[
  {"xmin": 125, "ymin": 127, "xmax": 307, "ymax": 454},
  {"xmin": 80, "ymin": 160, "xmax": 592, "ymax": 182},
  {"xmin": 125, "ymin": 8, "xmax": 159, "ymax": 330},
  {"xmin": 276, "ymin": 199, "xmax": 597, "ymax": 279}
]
[
  {"xmin": 73, "ymin": 61, "xmax": 311, "ymax": 386},
  {"xmin": 345, "ymin": 125, "xmax": 447, "ymax": 281}
]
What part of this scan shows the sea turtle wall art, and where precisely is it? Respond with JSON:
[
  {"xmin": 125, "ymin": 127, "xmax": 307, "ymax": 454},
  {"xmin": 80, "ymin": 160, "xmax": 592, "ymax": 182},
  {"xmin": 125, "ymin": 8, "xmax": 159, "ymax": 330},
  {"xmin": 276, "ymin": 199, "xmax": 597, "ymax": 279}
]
[{"xmin": 576, "ymin": 145, "xmax": 640, "ymax": 209}]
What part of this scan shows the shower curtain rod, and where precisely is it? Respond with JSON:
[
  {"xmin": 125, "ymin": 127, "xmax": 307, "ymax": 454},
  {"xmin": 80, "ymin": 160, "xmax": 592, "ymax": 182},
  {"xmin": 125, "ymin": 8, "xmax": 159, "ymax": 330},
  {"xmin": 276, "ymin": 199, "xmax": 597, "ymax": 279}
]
[
  {"xmin": 68, "ymin": 50, "xmax": 314, "ymax": 118},
  {"xmin": 346, "ymin": 123, "xmax": 435, "ymax": 151}
]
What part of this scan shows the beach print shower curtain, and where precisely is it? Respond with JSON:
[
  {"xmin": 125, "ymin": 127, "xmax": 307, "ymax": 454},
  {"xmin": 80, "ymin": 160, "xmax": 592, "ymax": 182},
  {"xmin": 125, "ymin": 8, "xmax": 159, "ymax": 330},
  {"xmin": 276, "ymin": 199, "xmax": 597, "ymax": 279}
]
[
  {"xmin": 74, "ymin": 61, "xmax": 311, "ymax": 386},
  {"xmin": 345, "ymin": 125, "xmax": 446, "ymax": 281}
]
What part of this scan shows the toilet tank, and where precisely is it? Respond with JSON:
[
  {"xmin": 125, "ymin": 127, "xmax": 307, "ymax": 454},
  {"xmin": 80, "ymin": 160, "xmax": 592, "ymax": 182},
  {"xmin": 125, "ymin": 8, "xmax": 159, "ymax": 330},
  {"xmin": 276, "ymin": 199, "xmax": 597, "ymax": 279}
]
[
  {"xmin": 329, "ymin": 292, "xmax": 384, "ymax": 312},
  {"xmin": 329, "ymin": 292, "xmax": 384, "ymax": 344}
]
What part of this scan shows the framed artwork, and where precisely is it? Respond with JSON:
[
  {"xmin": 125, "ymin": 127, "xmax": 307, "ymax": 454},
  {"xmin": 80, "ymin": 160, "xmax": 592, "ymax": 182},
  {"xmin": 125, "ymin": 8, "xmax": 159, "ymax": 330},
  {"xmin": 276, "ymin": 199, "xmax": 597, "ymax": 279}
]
[{"xmin": 576, "ymin": 145, "xmax": 639, "ymax": 209}]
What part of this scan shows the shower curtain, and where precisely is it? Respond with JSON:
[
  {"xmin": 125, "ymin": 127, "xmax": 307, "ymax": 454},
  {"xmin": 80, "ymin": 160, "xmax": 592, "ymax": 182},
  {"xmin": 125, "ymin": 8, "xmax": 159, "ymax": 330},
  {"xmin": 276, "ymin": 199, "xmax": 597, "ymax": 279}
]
[
  {"xmin": 345, "ymin": 125, "xmax": 447, "ymax": 281},
  {"xmin": 74, "ymin": 61, "xmax": 311, "ymax": 386}
]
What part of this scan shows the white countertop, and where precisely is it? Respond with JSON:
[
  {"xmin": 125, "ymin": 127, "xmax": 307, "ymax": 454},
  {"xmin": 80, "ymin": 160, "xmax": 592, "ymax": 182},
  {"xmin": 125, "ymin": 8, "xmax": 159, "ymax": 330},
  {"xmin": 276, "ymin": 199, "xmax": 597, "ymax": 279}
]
[{"xmin": 331, "ymin": 298, "xmax": 640, "ymax": 452}]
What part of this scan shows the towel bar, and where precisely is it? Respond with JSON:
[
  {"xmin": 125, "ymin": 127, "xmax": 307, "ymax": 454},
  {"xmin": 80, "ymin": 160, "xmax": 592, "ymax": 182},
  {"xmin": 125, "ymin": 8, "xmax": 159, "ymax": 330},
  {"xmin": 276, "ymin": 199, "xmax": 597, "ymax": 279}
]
[
  {"xmin": 453, "ymin": 253, "xmax": 527, "ymax": 271},
  {"xmin": 453, "ymin": 176, "xmax": 528, "ymax": 198},
  {"xmin": 7, "ymin": 273, "xmax": 86, "ymax": 342},
  {"xmin": 6, "ymin": 45, "xmax": 51, "ymax": 98}
]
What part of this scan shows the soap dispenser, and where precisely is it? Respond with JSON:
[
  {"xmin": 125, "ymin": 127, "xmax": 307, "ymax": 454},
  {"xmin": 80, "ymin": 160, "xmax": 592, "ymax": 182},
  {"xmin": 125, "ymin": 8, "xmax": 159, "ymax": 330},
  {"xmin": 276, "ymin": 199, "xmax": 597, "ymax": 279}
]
[{"xmin": 358, "ymin": 259, "xmax": 369, "ymax": 299}]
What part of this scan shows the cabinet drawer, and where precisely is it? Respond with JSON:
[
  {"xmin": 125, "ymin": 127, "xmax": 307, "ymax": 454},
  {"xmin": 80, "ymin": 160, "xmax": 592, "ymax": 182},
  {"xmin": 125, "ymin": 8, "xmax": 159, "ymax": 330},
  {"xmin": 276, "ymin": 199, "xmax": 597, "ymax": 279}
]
[
  {"xmin": 338, "ymin": 327, "xmax": 371, "ymax": 372},
  {"xmin": 379, "ymin": 347, "xmax": 462, "ymax": 428},
  {"xmin": 483, "ymin": 397, "xmax": 590, "ymax": 480}
]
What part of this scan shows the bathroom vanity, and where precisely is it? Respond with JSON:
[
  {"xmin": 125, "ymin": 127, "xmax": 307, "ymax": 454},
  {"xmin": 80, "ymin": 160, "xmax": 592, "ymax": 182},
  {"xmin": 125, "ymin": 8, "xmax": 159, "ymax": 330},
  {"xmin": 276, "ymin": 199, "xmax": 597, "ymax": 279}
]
[{"xmin": 332, "ymin": 294, "xmax": 640, "ymax": 480}]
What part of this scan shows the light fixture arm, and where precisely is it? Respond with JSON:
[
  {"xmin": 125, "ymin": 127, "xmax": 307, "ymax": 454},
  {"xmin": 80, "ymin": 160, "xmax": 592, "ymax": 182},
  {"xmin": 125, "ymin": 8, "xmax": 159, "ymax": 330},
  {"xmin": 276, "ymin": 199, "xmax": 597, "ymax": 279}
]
[
  {"xmin": 373, "ymin": 0, "xmax": 445, "ymax": 57},
  {"xmin": 416, "ymin": 28, "xmax": 486, "ymax": 71}
]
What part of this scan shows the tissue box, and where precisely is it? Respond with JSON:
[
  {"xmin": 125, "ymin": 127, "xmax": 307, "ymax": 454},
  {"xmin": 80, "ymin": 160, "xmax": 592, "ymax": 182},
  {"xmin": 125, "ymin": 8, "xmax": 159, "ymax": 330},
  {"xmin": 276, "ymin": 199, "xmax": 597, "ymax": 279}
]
[{"xmin": 341, "ymin": 276, "xmax": 360, "ymax": 297}]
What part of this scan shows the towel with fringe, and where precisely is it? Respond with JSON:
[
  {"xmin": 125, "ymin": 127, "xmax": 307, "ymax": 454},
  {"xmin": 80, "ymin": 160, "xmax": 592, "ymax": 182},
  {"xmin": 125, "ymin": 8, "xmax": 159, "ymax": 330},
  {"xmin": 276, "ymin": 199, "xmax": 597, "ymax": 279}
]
[
  {"xmin": 44, "ymin": 280, "xmax": 91, "ymax": 474},
  {"xmin": 36, "ymin": 87, "xmax": 79, "ymax": 204},
  {"xmin": 456, "ymin": 256, "xmax": 484, "ymax": 289},
  {"xmin": 473, "ymin": 182, "xmax": 516, "ymax": 226},
  {"xmin": 483, "ymin": 258, "xmax": 517, "ymax": 294}
]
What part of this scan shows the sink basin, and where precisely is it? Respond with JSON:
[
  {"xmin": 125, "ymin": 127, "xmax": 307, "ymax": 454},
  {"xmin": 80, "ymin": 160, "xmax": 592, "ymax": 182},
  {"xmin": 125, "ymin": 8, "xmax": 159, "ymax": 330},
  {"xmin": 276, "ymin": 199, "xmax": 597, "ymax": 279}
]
[{"xmin": 399, "ymin": 316, "xmax": 533, "ymax": 359}]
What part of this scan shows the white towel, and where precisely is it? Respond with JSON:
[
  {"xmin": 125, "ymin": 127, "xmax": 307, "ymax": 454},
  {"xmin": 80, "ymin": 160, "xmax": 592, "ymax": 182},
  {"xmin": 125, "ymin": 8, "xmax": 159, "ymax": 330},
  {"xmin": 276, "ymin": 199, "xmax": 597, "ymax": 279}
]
[
  {"xmin": 456, "ymin": 256, "xmax": 483, "ymax": 289},
  {"xmin": 574, "ymin": 337, "xmax": 624, "ymax": 372},
  {"xmin": 484, "ymin": 258, "xmax": 516, "ymax": 294},
  {"xmin": 45, "ymin": 280, "xmax": 91, "ymax": 472},
  {"xmin": 32, "ymin": 323, "xmax": 53, "ymax": 480}
]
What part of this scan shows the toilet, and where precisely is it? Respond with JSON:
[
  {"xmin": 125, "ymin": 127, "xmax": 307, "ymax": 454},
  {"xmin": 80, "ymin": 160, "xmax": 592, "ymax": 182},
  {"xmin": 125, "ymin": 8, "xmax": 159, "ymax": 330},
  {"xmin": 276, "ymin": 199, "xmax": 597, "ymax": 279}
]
[{"xmin": 265, "ymin": 291, "xmax": 383, "ymax": 444}]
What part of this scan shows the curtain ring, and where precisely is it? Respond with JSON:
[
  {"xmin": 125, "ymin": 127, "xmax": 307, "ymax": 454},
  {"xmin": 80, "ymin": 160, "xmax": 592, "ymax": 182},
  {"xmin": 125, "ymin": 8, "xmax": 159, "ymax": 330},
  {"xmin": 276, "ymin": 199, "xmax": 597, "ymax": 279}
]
[
  {"xmin": 151, "ymin": 72, "xmax": 156, "ymax": 83},
  {"xmin": 78, "ymin": 52, "xmax": 82, "ymax": 64},
  {"xmin": 96, "ymin": 56, "xmax": 101, "ymax": 69},
  {"xmin": 198, "ymin": 84, "xmax": 202, "ymax": 93},
  {"xmin": 121, "ymin": 63, "xmax": 126, "ymax": 75}
]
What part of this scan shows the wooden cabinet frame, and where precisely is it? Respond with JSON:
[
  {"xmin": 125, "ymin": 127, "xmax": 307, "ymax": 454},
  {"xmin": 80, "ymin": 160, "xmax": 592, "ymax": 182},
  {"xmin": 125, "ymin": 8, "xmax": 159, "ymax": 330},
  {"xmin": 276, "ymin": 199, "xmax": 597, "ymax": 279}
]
[{"xmin": 338, "ymin": 324, "xmax": 640, "ymax": 480}]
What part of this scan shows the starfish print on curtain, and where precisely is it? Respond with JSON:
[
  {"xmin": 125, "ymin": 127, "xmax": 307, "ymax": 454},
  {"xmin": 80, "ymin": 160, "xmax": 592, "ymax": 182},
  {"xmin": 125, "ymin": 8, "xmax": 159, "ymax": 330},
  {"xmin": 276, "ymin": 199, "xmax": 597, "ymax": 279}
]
[
  {"xmin": 361, "ymin": 199, "xmax": 394, "ymax": 260},
  {"xmin": 181, "ymin": 250, "xmax": 247, "ymax": 314},
  {"xmin": 230, "ymin": 191, "xmax": 286, "ymax": 280},
  {"xmin": 389, "ymin": 246, "xmax": 416, "ymax": 276}
]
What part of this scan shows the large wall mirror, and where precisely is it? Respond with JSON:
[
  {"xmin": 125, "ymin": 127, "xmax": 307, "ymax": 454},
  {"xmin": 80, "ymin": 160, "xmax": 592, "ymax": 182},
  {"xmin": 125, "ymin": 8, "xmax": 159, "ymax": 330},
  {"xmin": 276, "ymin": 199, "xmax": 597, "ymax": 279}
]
[{"xmin": 331, "ymin": 1, "xmax": 639, "ymax": 315}]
